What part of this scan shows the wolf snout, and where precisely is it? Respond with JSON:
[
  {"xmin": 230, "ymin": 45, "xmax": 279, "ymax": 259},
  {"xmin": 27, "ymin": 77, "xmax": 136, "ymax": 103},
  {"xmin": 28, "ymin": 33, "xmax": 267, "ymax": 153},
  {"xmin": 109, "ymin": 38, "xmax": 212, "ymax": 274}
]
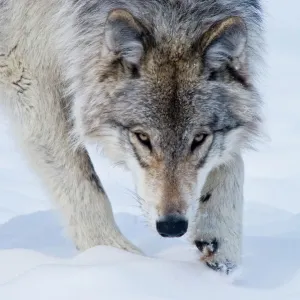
[{"xmin": 156, "ymin": 214, "xmax": 188, "ymax": 238}]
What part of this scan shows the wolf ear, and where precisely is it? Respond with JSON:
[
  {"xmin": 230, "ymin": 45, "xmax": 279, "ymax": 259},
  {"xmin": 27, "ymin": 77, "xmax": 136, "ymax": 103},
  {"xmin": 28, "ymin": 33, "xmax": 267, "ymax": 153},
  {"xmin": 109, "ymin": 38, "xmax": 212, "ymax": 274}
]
[
  {"xmin": 104, "ymin": 9, "xmax": 150, "ymax": 67},
  {"xmin": 200, "ymin": 16, "xmax": 248, "ymax": 77}
]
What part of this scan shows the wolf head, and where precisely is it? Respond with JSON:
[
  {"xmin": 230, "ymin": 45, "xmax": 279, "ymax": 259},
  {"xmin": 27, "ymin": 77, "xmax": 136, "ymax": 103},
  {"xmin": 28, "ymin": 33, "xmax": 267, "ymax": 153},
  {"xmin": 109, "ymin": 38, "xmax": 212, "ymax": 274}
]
[{"xmin": 71, "ymin": 2, "xmax": 263, "ymax": 237}]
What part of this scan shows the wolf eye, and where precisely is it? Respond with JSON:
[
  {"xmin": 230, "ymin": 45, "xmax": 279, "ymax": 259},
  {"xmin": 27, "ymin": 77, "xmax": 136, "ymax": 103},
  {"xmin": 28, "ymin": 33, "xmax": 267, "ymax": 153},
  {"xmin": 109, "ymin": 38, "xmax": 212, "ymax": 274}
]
[
  {"xmin": 135, "ymin": 132, "xmax": 152, "ymax": 150},
  {"xmin": 191, "ymin": 134, "xmax": 207, "ymax": 152}
]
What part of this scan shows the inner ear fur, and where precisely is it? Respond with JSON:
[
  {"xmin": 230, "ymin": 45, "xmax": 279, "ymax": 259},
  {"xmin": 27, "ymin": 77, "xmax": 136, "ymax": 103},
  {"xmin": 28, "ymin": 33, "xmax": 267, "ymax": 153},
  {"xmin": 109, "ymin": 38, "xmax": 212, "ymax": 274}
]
[
  {"xmin": 200, "ymin": 16, "xmax": 246, "ymax": 52},
  {"xmin": 199, "ymin": 16, "xmax": 248, "ymax": 78},
  {"xmin": 104, "ymin": 8, "xmax": 152, "ymax": 67}
]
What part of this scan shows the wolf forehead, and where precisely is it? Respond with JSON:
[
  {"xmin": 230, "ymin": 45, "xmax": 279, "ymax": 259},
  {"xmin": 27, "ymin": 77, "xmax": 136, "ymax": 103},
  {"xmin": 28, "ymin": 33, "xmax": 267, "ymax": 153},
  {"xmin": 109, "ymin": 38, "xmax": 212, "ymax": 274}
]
[
  {"xmin": 107, "ymin": 77, "xmax": 240, "ymax": 133},
  {"xmin": 99, "ymin": 47, "xmax": 243, "ymax": 134}
]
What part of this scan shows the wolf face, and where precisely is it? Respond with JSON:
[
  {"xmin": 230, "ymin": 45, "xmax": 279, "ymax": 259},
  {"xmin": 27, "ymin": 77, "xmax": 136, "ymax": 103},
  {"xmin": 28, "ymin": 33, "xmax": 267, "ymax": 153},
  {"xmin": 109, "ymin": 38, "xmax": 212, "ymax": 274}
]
[{"xmin": 74, "ymin": 6, "xmax": 262, "ymax": 237}]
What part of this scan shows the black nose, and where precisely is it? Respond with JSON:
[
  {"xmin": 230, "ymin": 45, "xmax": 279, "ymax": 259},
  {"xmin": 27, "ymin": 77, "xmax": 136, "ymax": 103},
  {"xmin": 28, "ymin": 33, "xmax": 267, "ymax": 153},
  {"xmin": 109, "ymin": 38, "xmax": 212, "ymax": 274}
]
[{"xmin": 156, "ymin": 214, "xmax": 188, "ymax": 238}]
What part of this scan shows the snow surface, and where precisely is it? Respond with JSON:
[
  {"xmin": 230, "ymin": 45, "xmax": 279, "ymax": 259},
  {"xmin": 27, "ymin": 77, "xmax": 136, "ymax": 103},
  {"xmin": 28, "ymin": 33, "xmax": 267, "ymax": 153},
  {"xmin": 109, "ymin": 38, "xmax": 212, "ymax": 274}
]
[{"xmin": 0, "ymin": 1, "xmax": 300, "ymax": 299}]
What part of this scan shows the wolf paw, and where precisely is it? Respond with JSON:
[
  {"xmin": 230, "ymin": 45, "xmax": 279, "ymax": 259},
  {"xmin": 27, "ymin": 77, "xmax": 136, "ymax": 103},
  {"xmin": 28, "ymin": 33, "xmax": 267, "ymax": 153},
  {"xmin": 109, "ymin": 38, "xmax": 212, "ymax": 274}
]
[{"xmin": 195, "ymin": 239, "xmax": 236, "ymax": 275}]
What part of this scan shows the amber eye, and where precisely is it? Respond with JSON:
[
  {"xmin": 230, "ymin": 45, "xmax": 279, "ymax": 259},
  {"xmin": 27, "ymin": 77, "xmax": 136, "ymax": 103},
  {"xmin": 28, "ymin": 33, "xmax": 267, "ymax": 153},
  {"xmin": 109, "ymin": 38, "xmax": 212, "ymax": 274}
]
[
  {"xmin": 135, "ymin": 132, "xmax": 152, "ymax": 150},
  {"xmin": 191, "ymin": 134, "xmax": 208, "ymax": 152}
]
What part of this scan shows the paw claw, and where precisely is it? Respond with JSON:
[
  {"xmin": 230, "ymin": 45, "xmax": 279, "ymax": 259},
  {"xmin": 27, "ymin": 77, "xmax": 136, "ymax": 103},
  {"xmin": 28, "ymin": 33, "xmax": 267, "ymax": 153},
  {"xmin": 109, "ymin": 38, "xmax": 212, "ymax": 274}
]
[{"xmin": 206, "ymin": 260, "xmax": 236, "ymax": 275}]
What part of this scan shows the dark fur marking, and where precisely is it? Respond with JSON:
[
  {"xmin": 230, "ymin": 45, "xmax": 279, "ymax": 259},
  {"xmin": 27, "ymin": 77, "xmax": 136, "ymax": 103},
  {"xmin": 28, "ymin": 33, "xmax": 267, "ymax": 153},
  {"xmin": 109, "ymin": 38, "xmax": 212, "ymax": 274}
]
[
  {"xmin": 84, "ymin": 151, "xmax": 106, "ymax": 194},
  {"xmin": 128, "ymin": 137, "xmax": 149, "ymax": 169},
  {"xmin": 196, "ymin": 135, "xmax": 215, "ymax": 169},
  {"xmin": 200, "ymin": 193, "xmax": 211, "ymax": 203},
  {"xmin": 227, "ymin": 65, "xmax": 250, "ymax": 88},
  {"xmin": 130, "ymin": 65, "xmax": 141, "ymax": 79}
]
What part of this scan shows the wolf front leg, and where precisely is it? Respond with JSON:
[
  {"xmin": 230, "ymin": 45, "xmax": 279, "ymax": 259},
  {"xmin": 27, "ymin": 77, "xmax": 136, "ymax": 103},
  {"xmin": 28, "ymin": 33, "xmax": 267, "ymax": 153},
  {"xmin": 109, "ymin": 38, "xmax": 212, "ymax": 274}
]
[
  {"xmin": 26, "ymin": 125, "xmax": 142, "ymax": 252},
  {"xmin": 0, "ymin": 55, "xmax": 140, "ymax": 254},
  {"xmin": 18, "ymin": 128, "xmax": 141, "ymax": 253},
  {"xmin": 16, "ymin": 116, "xmax": 140, "ymax": 253},
  {"xmin": 193, "ymin": 155, "xmax": 244, "ymax": 274}
]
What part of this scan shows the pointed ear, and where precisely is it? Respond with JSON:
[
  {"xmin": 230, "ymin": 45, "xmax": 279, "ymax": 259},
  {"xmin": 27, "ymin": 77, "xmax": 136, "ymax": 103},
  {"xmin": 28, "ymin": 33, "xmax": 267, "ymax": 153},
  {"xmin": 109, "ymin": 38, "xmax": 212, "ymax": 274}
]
[
  {"xmin": 104, "ymin": 9, "xmax": 150, "ymax": 67},
  {"xmin": 200, "ymin": 16, "xmax": 248, "ymax": 74}
]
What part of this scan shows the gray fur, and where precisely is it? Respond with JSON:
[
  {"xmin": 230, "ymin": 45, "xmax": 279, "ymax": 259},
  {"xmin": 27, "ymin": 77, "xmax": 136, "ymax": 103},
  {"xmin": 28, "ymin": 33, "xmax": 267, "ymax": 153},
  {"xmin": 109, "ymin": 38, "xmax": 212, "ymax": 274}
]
[{"xmin": 0, "ymin": 0, "xmax": 264, "ymax": 272}]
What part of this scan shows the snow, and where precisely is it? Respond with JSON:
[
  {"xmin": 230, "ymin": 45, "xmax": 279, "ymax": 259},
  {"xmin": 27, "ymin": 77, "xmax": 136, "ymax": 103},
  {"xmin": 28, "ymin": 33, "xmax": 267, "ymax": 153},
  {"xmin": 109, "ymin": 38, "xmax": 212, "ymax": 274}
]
[{"xmin": 0, "ymin": 1, "xmax": 300, "ymax": 299}]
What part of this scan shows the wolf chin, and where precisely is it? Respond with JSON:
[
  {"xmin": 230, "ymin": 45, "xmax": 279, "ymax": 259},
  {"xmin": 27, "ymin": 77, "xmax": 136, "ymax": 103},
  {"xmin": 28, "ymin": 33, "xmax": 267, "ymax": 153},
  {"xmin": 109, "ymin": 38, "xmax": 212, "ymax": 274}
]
[{"xmin": 0, "ymin": 0, "xmax": 264, "ymax": 273}]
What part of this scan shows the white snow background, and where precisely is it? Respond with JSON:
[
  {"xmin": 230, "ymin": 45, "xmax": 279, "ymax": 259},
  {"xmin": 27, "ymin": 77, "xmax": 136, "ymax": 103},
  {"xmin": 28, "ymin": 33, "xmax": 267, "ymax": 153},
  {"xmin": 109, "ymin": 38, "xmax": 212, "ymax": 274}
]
[{"xmin": 0, "ymin": 1, "xmax": 299, "ymax": 299}]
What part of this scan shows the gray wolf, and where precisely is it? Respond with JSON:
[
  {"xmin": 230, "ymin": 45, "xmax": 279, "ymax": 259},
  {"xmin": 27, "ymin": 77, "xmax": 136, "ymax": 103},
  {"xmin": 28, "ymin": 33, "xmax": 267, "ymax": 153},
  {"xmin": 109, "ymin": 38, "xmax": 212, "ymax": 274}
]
[{"xmin": 0, "ymin": 0, "xmax": 264, "ymax": 273}]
